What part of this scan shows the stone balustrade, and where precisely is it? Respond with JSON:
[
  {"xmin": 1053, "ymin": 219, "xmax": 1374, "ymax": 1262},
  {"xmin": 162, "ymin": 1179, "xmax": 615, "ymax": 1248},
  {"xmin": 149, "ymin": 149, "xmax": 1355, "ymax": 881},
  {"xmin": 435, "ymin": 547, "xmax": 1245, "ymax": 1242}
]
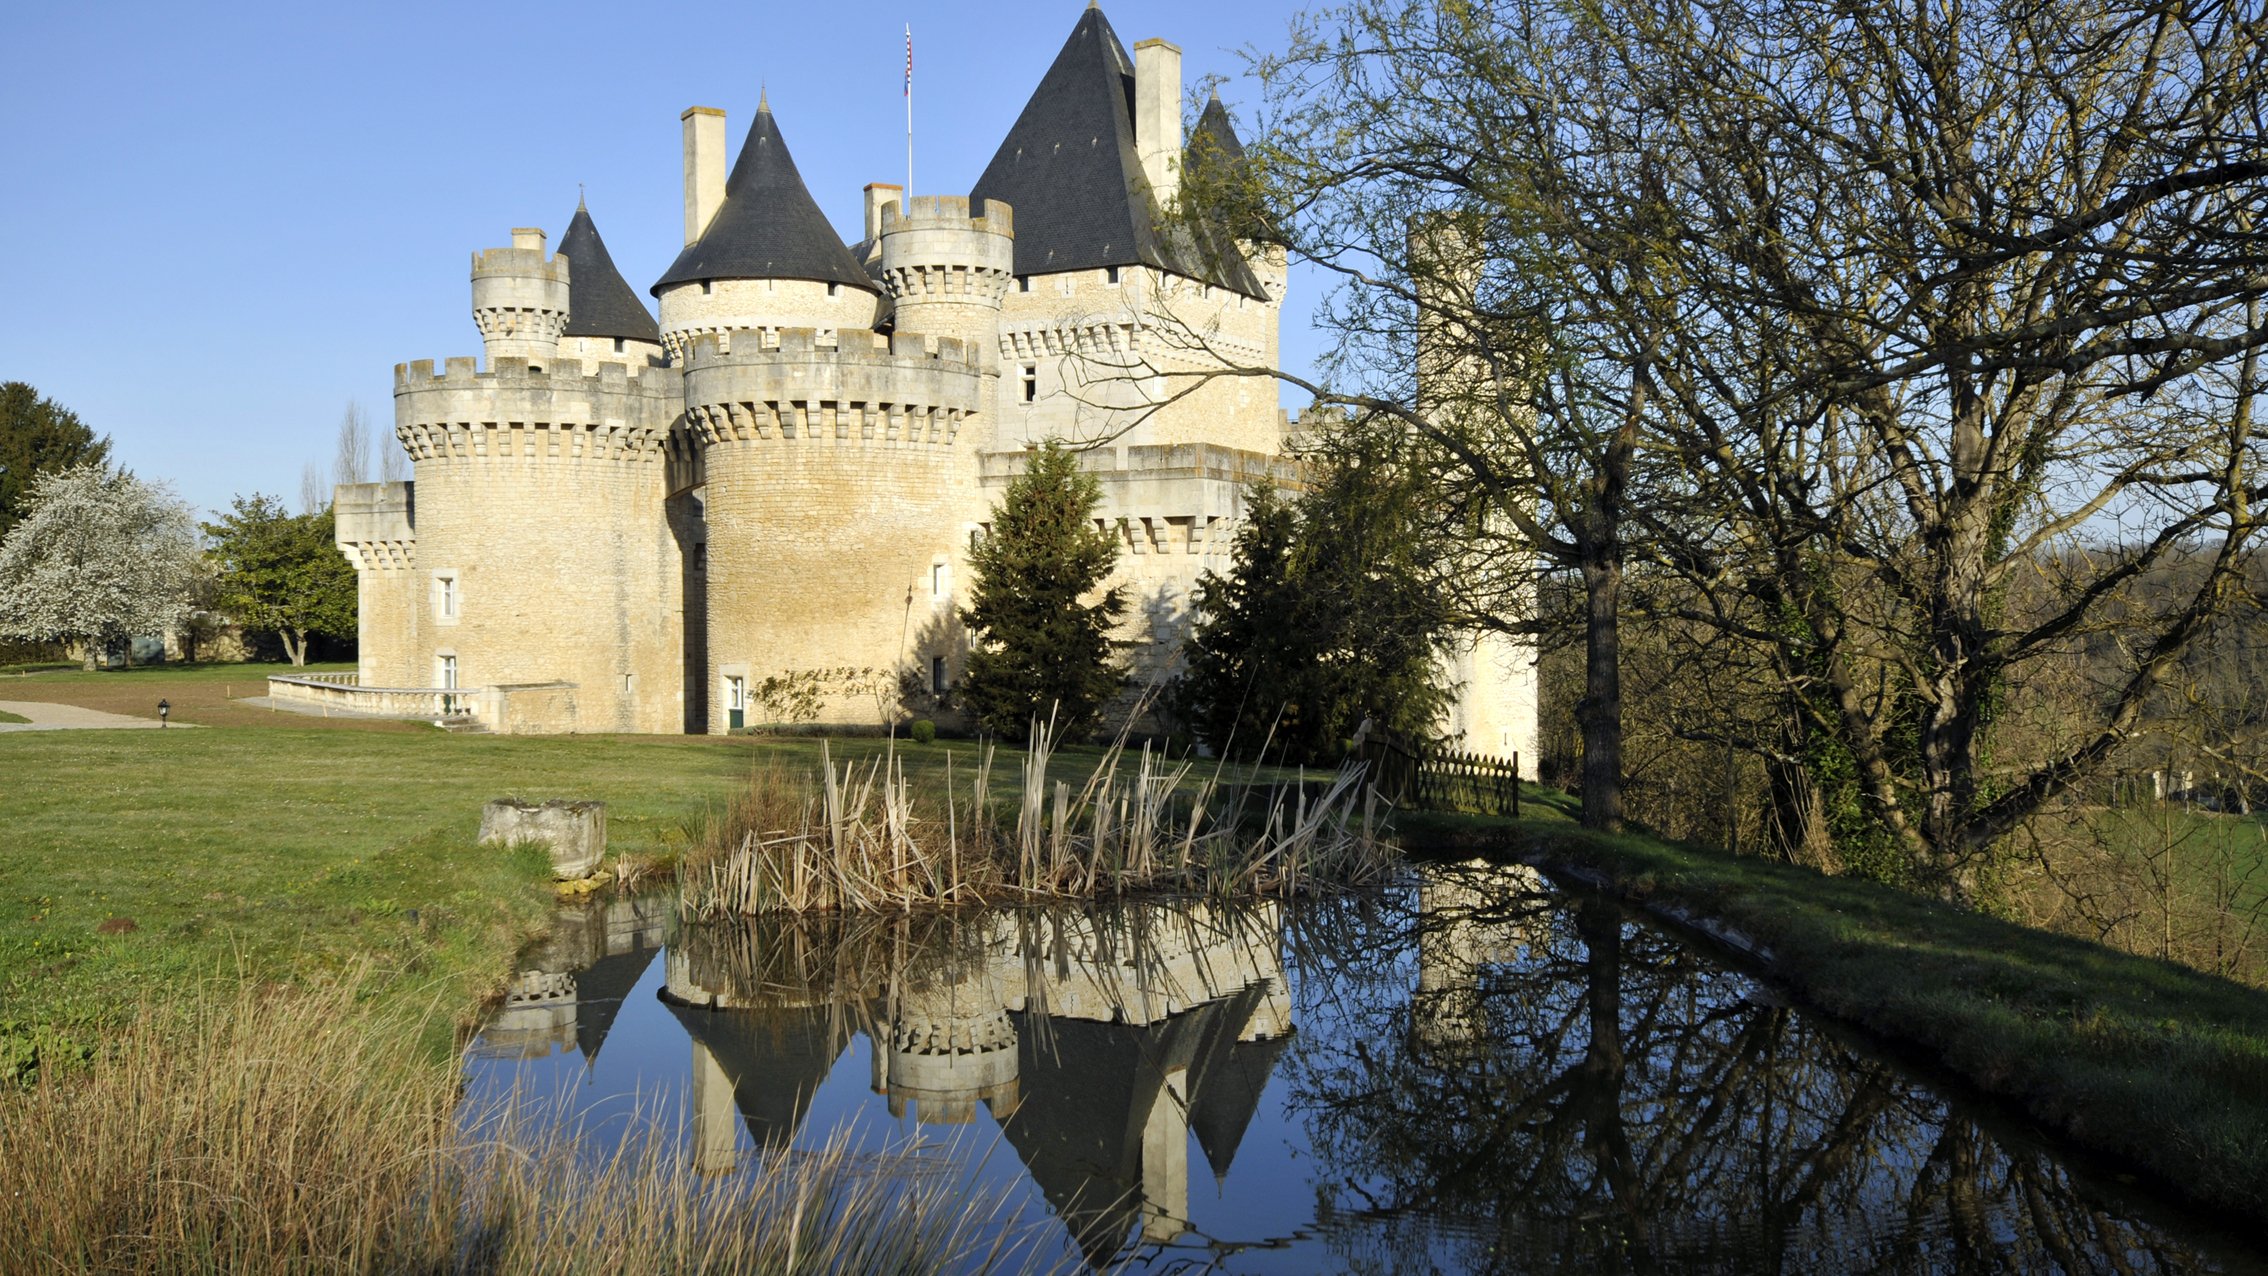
[{"xmin": 266, "ymin": 674, "xmax": 475, "ymax": 721}]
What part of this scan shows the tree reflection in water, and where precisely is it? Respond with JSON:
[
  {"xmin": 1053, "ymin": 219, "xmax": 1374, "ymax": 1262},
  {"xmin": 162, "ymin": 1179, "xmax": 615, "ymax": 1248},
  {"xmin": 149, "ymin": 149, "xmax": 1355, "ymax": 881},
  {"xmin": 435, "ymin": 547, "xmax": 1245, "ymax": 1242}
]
[{"xmin": 1286, "ymin": 859, "xmax": 2241, "ymax": 1274}]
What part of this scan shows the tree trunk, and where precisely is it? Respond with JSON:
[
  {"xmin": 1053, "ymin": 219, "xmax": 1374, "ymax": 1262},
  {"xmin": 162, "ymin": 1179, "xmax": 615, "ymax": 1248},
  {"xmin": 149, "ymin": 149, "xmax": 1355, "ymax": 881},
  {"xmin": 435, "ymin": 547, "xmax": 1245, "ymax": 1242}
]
[
  {"xmin": 285, "ymin": 629, "xmax": 307, "ymax": 667},
  {"xmin": 1578, "ymin": 540, "xmax": 1624, "ymax": 832},
  {"xmin": 80, "ymin": 641, "xmax": 96, "ymax": 673}
]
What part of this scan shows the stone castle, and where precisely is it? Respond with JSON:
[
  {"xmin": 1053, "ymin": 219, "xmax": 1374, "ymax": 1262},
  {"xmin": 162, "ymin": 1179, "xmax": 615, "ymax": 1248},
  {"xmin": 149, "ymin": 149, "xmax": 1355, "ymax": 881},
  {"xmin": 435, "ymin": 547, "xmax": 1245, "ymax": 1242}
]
[{"xmin": 322, "ymin": 5, "xmax": 1536, "ymax": 754}]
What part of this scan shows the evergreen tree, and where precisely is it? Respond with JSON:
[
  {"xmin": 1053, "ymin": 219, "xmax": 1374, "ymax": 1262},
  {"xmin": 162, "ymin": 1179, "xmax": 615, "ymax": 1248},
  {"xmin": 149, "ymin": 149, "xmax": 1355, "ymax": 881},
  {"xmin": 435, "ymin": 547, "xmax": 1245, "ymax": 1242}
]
[
  {"xmin": 0, "ymin": 383, "xmax": 111, "ymax": 545},
  {"xmin": 961, "ymin": 443, "xmax": 1126, "ymax": 739},
  {"xmin": 203, "ymin": 494, "xmax": 358, "ymax": 666},
  {"xmin": 1178, "ymin": 446, "xmax": 1455, "ymax": 765},
  {"xmin": 1176, "ymin": 483, "xmax": 1313, "ymax": 760}
]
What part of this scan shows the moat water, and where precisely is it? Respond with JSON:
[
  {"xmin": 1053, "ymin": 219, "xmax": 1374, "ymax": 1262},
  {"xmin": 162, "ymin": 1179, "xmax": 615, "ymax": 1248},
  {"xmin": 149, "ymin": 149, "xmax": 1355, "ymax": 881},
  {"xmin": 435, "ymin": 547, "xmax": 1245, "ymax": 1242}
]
[{"xmin": 463, "ymin": 862, "xmax": 2267, "ymax": 1273}]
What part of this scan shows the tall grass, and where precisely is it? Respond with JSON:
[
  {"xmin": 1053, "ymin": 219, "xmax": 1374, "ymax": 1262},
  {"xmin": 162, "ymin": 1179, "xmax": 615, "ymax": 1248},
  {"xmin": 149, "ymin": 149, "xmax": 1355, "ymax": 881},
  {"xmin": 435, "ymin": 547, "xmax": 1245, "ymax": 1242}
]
[
  {"xmin": 0, "ymin": 979, "xmax": 1055, "ymax": 1274},
  {"xmin": 683, "ymin": 721, "xmax": 1394, "ymax": 915}
]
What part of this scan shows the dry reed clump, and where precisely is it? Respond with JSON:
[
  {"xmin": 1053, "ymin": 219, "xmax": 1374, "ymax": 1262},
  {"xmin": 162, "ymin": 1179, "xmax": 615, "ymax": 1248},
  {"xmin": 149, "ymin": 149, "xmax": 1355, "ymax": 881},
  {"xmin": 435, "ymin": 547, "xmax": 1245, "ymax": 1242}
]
[
  {"xmin": 0, "ymin": 979, "xmax": 1054, "ymax": 1274},
  {"xmin": 683, "ymin": 722, "xmax": 1396, "ymax": 916}
]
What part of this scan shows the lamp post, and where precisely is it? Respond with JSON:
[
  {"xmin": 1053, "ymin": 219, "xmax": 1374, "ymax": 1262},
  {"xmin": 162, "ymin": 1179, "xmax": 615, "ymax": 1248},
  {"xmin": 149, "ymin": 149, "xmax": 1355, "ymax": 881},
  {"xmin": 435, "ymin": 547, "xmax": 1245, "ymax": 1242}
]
[{"xmin": 157, "ymin": 699, "xmax": 169, "ymax": 728}]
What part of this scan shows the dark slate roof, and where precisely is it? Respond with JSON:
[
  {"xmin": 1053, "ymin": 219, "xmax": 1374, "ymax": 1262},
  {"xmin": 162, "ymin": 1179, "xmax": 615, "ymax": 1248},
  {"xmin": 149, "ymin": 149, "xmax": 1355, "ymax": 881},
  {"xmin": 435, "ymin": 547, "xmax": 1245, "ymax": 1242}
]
[
  {"xmin": 557, "ymin": 203, "xmax": 662, "ymax": 343},
  {"xmin": 570, "ymin": 942, "xmax": 661, "ymax": 1067},
  {"xmin": 652, "ymin": 103, "xmax": 879, "ymax": 296},
  {"xmin": 664, "ymin": 1000, "xmax": 851, "ymax": 1149},
  {"xmin": 969, "ymin": 6, "xmax": 1266, "ymax": 299},
  {"xmin": 1188, "ymin": 92, "xmax": 1247, "ymax": 167}
]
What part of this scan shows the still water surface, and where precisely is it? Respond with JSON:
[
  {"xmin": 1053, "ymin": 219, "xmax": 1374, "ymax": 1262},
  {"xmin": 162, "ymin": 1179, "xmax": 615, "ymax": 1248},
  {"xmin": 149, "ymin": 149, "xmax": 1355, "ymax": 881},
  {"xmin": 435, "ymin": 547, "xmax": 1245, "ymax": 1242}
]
[{"xmin": 464, "ymin": 861, "xmax": 2264, "ymax": 1273}]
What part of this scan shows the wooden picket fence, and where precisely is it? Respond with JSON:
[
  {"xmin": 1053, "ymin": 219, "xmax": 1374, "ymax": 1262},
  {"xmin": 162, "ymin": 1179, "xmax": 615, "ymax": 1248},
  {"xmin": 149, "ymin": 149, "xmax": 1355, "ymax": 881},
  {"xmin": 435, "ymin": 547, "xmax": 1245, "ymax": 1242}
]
[{"xmin": 1354, "ymin": 733, "xmax": 1522, "ymax": 819}]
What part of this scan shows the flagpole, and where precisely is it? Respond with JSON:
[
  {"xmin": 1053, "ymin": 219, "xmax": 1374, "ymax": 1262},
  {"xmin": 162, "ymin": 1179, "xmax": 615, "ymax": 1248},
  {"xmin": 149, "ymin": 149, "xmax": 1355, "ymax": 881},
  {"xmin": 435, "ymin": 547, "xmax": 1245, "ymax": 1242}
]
[{"xmin": 905, "ymin": 24, "xmax": 914, "ymax": 199}]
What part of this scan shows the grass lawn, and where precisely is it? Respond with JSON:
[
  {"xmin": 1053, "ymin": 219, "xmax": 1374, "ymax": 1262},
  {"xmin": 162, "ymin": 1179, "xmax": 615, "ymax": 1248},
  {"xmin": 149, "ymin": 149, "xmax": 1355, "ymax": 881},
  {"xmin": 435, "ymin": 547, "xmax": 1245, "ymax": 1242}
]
[
  {"xmin": 0, "ymin": 661, "xmax": 1287, "ymax": 1074},
  {"xmin": 0, "ymin": 711, "xmax": 27, "ymax": 725},
  {"xmin": 1393, "ymin": 804, "xmax": 2268, "ymax": 1225}
]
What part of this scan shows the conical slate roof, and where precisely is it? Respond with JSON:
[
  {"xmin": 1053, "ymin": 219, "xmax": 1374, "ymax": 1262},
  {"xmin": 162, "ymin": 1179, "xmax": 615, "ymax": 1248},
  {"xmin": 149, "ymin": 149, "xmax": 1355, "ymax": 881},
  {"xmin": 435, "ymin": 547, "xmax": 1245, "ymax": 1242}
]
[
  {"xmin": 970, "ymin": 6, "xmax": 1265, "ymax": 299},
  {"xmin": 1188, "ymin": 92, "xmax": 1247, "ymax": 167},
  {"xmin": 652, "ymin": 102, "xmax": 879, "ymax": 296},
  {"xmin": 558, "ymin": 202, "xmax": 662, "ymax": 343}
]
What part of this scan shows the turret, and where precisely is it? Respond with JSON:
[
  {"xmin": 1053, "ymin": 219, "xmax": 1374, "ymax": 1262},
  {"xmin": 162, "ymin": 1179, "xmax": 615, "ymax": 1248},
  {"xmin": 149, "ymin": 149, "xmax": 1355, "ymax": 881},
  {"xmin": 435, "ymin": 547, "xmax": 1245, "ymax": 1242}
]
[
  {"xmin": 652, "ymin": 98, "xmax": 883, "ymax": 360},
  {"xmin": 556, "ymin": 201, "xmax": 665, "ymax": 367},
  {"xmin": 470, "ymin": 228, "xmax": 571, "ymax": 366},
  {"xmin": 879, "ymin": 196, "xmax": 1015, "ymax": 372}
]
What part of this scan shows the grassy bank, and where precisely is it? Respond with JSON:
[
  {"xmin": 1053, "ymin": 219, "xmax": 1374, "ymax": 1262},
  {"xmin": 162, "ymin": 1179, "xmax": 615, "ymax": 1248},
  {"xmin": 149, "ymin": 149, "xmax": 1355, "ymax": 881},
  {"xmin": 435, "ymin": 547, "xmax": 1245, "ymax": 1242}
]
[
  {"xmin": 0, "ymin": 981, "xmax": 1050, "ymax": 1274},
  {"xmin": 1395, "ymin": 804, "xmax": 2268, "ymax": 1225},
  {"xmin": 0, "ymin": 661, "xmax": 1259, "ymax": 1071}
]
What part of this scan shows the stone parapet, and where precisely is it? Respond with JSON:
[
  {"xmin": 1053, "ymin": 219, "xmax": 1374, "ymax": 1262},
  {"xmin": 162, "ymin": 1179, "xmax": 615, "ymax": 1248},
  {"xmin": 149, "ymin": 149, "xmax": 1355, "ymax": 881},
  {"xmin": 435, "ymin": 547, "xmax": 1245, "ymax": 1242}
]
[
  {"xmin": 681, "ymin": 327, "xmax": 983, "ymax": 448},
  {"xmin": 393, "ymin": 355, "xmax": 683, "ymax": 465}
]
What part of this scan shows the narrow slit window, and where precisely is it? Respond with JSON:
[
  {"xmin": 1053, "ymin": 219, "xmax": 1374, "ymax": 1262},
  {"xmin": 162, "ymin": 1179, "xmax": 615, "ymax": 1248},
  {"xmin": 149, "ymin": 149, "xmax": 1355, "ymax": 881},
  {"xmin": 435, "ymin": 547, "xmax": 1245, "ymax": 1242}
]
[
  {"xmin": 1105, "ymin": 266, "xmax": 1121, "ymax": 286},
  {"xmin": 1017, "ymin": 275, "xmax": 1031, "ymax": 293},
  {"xmin": 1021, "ymin": 364, "xmax": 1038, "ymax": 403},
  {"xmin": 931, "ymin": 655, "xmax": 947, "ymax": 695}
]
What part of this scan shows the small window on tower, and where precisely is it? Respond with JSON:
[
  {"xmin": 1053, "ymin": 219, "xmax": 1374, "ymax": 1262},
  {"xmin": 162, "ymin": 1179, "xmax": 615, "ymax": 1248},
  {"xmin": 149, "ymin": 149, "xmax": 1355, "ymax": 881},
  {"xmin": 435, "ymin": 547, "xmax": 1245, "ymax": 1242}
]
[
  {"xmin": 1021, "ymin": 364, "xmax": 1038, "ymax": 403},
  {"xmin": 1017, "ymin": 276, "xmax": 1031, "ymax": 293},
  {"xmin": 931, "ymin": 561, "xmax": 948, "ymax": 600},
  {"xmin": 1105, "ymin": 266, "xmax": 1121, "ymax": 286},
  {"xmin": 828, "ymin": 282, "xmax": 840, "ymax": 297},
  {"xmin": 700, "ymin": 280, "xmax": 713, "ymax": 295},
  {"xmin": 931, "ymin": 655, "xmax": 947, "ymax": 695},
  {"xmin": 613, "ymin": 337, "xmax": 626, "ymax": 353}
]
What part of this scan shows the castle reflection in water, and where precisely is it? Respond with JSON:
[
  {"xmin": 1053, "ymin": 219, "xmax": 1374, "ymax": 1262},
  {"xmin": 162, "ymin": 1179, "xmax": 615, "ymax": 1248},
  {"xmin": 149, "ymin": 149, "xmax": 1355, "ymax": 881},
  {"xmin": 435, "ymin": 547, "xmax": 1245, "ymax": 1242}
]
[{"xmin": 466, "ymin": 864, "xmax": 2242, "ymax": 1275}]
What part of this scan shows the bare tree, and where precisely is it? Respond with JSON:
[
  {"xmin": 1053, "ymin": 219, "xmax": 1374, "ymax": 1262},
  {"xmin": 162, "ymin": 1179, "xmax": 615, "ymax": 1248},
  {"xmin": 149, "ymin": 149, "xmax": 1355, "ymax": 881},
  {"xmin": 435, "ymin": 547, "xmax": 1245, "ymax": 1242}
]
[
  {"xmin": 298, "ymin": 462, "xmax": 328, "ymax": 517},
  {"xmin": 333, "ymin": 401, "xmax": 369, "ymax": 490}
]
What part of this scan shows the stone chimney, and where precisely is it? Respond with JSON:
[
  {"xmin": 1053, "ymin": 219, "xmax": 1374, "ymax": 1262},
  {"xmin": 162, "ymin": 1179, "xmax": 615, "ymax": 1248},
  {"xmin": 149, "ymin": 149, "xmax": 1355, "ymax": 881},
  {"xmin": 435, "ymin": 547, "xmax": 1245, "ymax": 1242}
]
[
  {"xmin": 510, "ymin": 227, "xmax": 545, "ymax": 251},
  {"xmin": 864, "ymin": 182, "xmax": 904, "ymax": 243},
  {"xmin": 1134, "ymin": 39, "xmax": 1183, "ymax": 207},
  {"xmin": 681, "ymin": 106, "xmax": 727, "ymax": 246}
]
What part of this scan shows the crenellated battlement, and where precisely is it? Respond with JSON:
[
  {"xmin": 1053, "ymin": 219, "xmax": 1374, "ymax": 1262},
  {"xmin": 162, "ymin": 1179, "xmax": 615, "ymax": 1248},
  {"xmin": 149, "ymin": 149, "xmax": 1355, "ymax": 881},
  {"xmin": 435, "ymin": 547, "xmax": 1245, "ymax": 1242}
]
[
  {"xmin": 394, "ymin": 354, "xmax": 674, "ymax": 391},
  {"xmin": 879, "ymin": 195, "xmax": 1013, "ymax": 237},
  {"xmin": 680, "ymin": 328, "xmax": 985, "ymax": 450},
  {"xmin": 679, "ymin": 326, "xmax": 973, "ymax": 370},
  {"xmin": 393, "ymin": 353, "xmax": 683, "ymax": 465}
]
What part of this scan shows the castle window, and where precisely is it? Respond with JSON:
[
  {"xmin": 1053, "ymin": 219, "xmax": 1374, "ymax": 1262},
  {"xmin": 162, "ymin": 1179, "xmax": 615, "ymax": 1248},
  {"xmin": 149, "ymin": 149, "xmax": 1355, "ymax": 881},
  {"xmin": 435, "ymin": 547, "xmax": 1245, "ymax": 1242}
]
[
  {"xmin": 436, "ymin": 654, "xmax": 457, "ymax": 690},
  {"xmin": 1021, "ymin": 364, "xmax": 1037, "ymax": 403},
  {"xmin": 700, "ymin": 280, "xmax": 713, "ymax": 295},
  {"xmin": 623, "ymin": 673, "xmax": 634, "ymax": 697},
  {"xmin": 1016, "ymin": 276, "xmax": 1030, "ymax": 293},
  {"xmin": 432, "ymin": 571, "xmax": 459, "ymax": 624},
  {"xmin": 969, "ymin": 527, "xmax": 981, "ymax": 552},
  {"xmin": 613, "ymin": 337, "xmax": 626, "ymax": 353},
  {"xmin": 827, "ymin": 282, "xmax": 839, "ymax": 297},
  {"xmin": 1105, "ymin": 266, "xmax": 1121, "ymax": 286},
  {"xmin": 931, "ymin": 655, "xmax": 946, "ymax": 695},
  {"xmin": 930, "ymin": 561, "xmax": 949, "ymax": 601}
]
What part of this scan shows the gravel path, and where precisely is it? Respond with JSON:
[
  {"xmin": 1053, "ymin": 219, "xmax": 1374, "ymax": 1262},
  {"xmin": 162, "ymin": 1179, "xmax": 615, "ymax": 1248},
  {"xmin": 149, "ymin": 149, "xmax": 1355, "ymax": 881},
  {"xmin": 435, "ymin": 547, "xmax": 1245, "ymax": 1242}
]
[{"xmin": 0, "ymin": 700, "xmax": 198, "ymax": 731}]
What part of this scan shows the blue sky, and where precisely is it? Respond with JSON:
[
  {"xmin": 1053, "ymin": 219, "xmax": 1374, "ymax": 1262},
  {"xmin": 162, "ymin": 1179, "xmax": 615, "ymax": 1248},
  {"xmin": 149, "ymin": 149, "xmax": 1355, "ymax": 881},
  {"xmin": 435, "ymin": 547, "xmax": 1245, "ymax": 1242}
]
[{"xmin": 0, "ymin": 1, "xmax": 1319, "ymax": 518}]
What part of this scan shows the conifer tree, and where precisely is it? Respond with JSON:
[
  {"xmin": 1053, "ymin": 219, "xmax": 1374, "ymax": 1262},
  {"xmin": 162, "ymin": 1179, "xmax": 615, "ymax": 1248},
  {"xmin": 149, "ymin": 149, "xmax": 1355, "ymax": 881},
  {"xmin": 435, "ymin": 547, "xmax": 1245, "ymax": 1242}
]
[
  {"xmin": 0, "ymin": 383, "xmax": 111, "ymax": 545},
  {"xmin": 961, "ymin": 443, "xmax": 1126, "ymax": 739},
  {"xmin": 1175, "ymin": 483, "xmax": 1312, "ymax": 759}
]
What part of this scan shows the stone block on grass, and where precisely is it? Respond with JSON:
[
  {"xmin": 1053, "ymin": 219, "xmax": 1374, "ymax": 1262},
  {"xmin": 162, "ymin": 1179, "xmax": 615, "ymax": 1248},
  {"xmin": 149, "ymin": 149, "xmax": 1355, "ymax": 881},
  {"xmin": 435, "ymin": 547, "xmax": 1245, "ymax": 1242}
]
[{"xmin": 479, "ymin": 799, "xmax": 607, "ymax": 880}]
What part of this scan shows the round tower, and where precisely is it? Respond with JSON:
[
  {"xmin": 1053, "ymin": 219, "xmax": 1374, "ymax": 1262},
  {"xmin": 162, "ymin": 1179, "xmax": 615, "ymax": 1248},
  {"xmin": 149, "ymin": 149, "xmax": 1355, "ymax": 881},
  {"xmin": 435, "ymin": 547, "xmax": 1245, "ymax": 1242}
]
[
  {"xmin": 685, "ymin": 325, "xmax": 984, "ymax": 731},
  {"xmin": 470, "ymin": 228, "xmax": 571, "ymax": 365},
  {"xmin": 879, "ymin": 197, "xmax": 1015, "ymax": 372}
]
